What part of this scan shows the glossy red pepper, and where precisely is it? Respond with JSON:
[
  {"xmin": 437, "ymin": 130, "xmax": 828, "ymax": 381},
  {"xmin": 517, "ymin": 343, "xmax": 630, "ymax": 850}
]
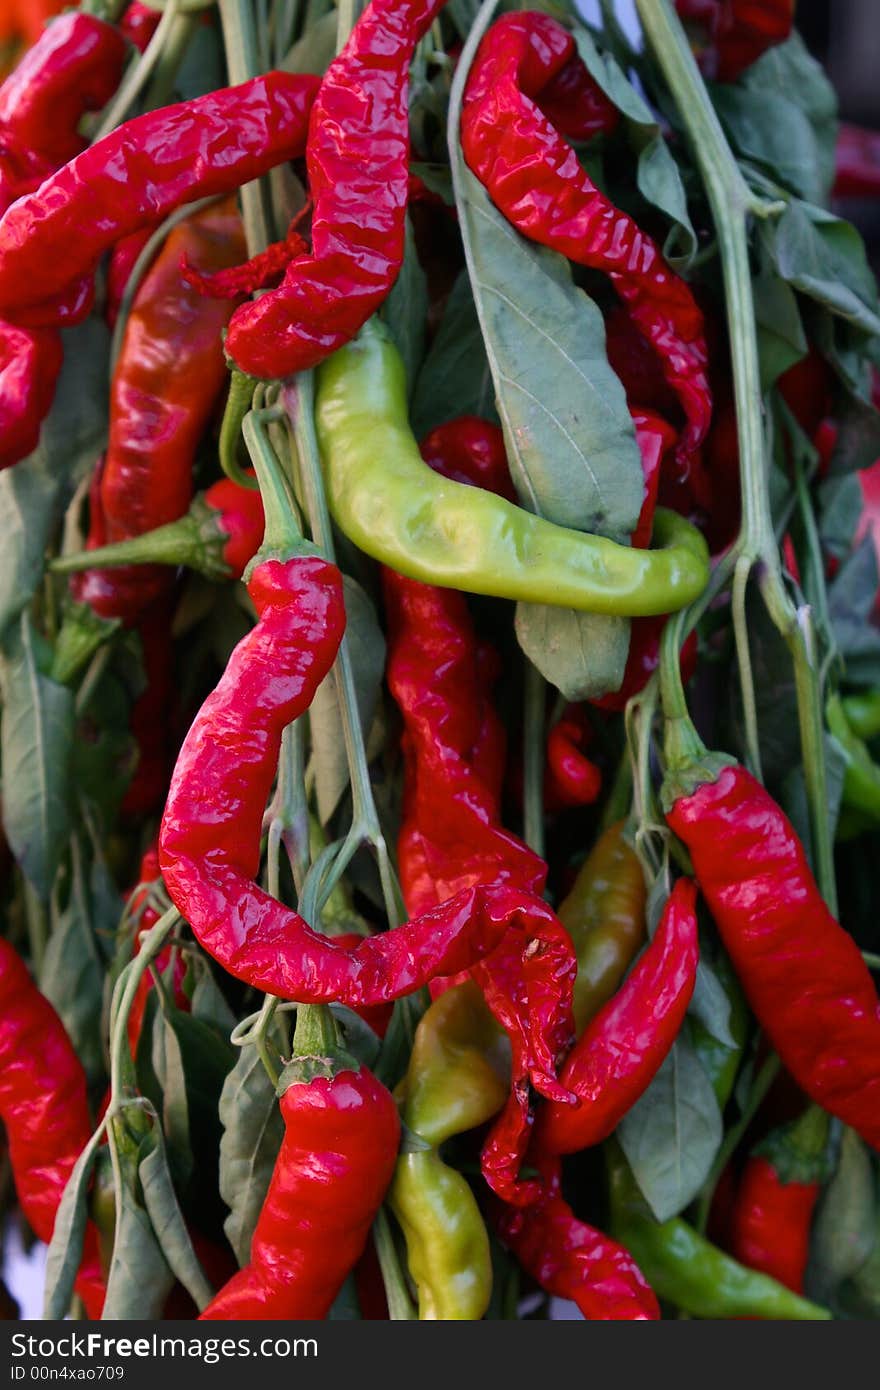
[
  {"xmin": 666, "ymin": 762, "xmax": 880, "ymax": 1151},
  {"xmin": 546, "ymin": 706, "xmax": 602, "ymax": 810},
  {"xmin": 71, "ymin": 200, "xmax": 247, "ymax": 625},
  {"xmin": 118, "ymin": 1, "xmax": 161, "ymax": 53},
  {"xmin": 0, "ymin": 937, "xmax": 104, "ymax": 1318},
  {"xmin": 0, "ymin": 73, "xmax": 319, "ymax": 326},
  {"xmin": 201, "ymin": 1062, "xmax": 400, "ymax": 1320},
  {"xmin": 460, "ymin": 11, "xmax": 712, "ymax": 484},
  {"xmin": 535, "ymin": 878, "xmax": 699, "ymax": 1156},
  {"xmin": 834, "ymin": 123, "xmax": 880, "ymax": 198},
  {"xmin": 0, "ymin": 320, "xmax": 62, "ymax": 468},
  {"xmin": 728, "ymin": 1107, "xmax": 830, "ymax": 1296},
  {"xmin": 675, "ymin": 1, "xmax": 795, "ymax": 82},
  {"xmin": 225, "ymin": 0, "xmax": 445, "ymax": 379},
  {"xmin": 419, "ymin": 417, "xmax": 517, "ymax": 502},
  {"xmin": 493, "ymin": 1160, "xmax": 659, "ymax": 1320}
]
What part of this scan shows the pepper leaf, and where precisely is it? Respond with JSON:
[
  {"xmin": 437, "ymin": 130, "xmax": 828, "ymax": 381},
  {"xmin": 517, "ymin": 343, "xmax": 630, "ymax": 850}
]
[
  {"xmin": 218, "ymin": 1043, "xmax": 285, "ymax": 1266},
  {"xmin": 383, "ymin": 217, "xmax": 428, "ymax": 398},
  {"xmin": 807, "ymin": 1125, "xmax": 877, "ymax": 1307},
  {"xmin": 572, "ymin": 24, "xmax": 697, "ymax": 264},
  {"xmin": 102, "ymin": 1180, "xmax": 176, "ymax": 1321},
  {"xmin": 711, "ymin": 35, "xmax": 837, "ymax": 206},
  {"xmin": 40, "ymin": 839, "xmax": 109, "ymax": 1088},
  {"xmin": 309, "ymin": 575, "xmax": 386, "ymax": 826},
  {"xmin": 760, "ymin": 199, "xmax": 880, "ymax": 341},
  {"xmin": 139, "ymin": 1126, "xmax": 215, "ymax": 1312},
  {"xmin": 42, "ymin": 1124, "xmax": 106, "ymax": 1320},
  {"xmin": 513, "ymin": 607, "xmax": 631, "ymax": 702},
  {"xmin": 410, "ymin": 271, "xmax": 497, "ymax": 439},
  {"xmin": 617, "ymin": 1032, "xmax": 723, "ymax": 1222},
  {"xmin": 0, "ymin": 614, "xmax": 74, "ymax": 900},
  {"xmin": 151, "ymin": 1011, "xmax": 193, "ymax": 1191}
]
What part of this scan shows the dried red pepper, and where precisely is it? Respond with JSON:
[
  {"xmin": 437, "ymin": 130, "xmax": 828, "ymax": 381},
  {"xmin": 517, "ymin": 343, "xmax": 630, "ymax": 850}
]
[
  {"xmin": 0, "ymin": 73, "xmax": 319, "ymax": 325},
  {"xmin": 225, "ymin": 0, "xmax": 445, "ymax": 379},
  {"xmin": 201, "ymin": 1061, "xmax": 400, "ymax": 1319},
  {"xmin": 536, "ymin": 878, "xmax": 699, "ymax": 1156},
  {"xmin": 0, "ymin": 938, "xmax": 104, "ymax": 1318},
  {"xmin": 665, "ymin": 762, "xmax": 880, "ymax": 1151},
  {"xmin": 461, "ymin": 11, "xmax": 712, "ymax": 483}
]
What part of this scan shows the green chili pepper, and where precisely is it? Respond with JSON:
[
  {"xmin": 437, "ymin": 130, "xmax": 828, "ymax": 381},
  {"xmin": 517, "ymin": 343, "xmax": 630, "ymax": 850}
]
[
  {"xmin": 826, "ymin": 694, "xmax": 880, "ymax": 823},
  {"xmin": 840, "ymin": 690, "xmax": 880, "ymax": 742},
  {"xmin": 388, "ymin": 982, "xmax": 509, "ymax": 1320},
  {"xmin": 314, "ymin": 319, "xmax": 710, "ymax": 616},
  {"xmin": 605, "ymin": 1142, "xmax": 831, "ymax": 1320}
]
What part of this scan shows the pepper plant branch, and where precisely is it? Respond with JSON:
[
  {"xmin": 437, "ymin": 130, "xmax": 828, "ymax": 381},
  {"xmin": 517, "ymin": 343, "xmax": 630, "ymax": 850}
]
[
  {"xmin": 218, "ymin": 0, "xmax": 275, "ymax": 251},
  {"xmin": 635, "ymin": 0, "xmax": 837, "ymax": 911},
  {"xmin": 108, "ymin": 907, "xmax": 179, "ymax": 1105}
]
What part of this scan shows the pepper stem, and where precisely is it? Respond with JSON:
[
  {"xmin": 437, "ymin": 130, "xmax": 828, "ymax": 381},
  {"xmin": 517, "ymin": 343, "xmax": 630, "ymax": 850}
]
[
  {"xmin": 219, "ymin": 369, "xmax": 261, "ymax": 489},
  {"xmin": 292, "ymin": 1003, "xmax": 339, "ymax": 1060},
  {"xmin": 50, "ymin": 499, "xmax": 229, "ymax": 580},
  {"xmin": 242, "ymin": 408, "xmax": 306, "ymax": 564}
]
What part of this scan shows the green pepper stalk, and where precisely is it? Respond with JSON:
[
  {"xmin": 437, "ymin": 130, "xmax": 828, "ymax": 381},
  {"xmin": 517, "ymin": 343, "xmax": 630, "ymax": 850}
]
[{"xmin": 314, "ymin": 318, "xmax": 709, "ymax": 617}]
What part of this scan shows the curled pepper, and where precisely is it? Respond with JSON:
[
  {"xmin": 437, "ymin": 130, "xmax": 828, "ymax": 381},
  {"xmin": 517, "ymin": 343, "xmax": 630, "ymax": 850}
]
[
  {"xmin": 315, "ymin": 320, "xmax": 709, "ymax": 616},
  {"xmin": 0, "ymin": 73, "xmax": 319, "ymax": 326},
  {"xmin": 224, "ymin": 0, "xmax": 444, "ymax": 379},
  {"xmin": 535, "ymin": 878, "xmax": 699, "ymax": 1156},
  {"xmin": 460, "ymin": 11, "xmax": 712, "ymax": 482},
  {"xmin": 665, "ymin": 760, "xmax": 880, "ymax": 1152},
  {"xmin": 201, "ymin": 1058, "xmax": 400, "ymax": 1320},
  {"xmin": 389, "ymin": 982, "xmax": 508, "ymax": 1320}
]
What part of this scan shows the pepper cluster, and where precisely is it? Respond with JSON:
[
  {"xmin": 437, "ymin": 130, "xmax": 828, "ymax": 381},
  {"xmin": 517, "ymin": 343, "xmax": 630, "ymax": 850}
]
[{"xmin": 0, "ymin": 0, "xmax": 879, "ymax": 1328}]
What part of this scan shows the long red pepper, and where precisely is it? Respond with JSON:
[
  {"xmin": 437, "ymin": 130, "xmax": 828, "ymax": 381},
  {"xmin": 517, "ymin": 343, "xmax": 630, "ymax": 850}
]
[
  {"xmin": 535, "ymin": 878, "xmax": 699, "ymax": 1156},
  {"xmin": 200, "ymin": 1063, "xmax": 400, "ymax": 1319},
  {"xmin": 460, "ymin": 11, "xmax": 712, "ymax": 484},
  {"xmin": 225, "ymin": 0, "xmax": 445, "ymax": 379},
  {"xmin": 0, "ymin": 938, "xmax": 104, "ymax": 1318},
  {"xmin": 158, "ymin": 550, "xmax": 572, "ymax": 1102},
  {"xmin": 0, "ymin": 74, "xmax": 319, "ymax": 324},
  {"xmin": 666, "ymin": 763, "xmax": 880, "ymax": 1151},
  {"xmin": 493, "ymin": 1160, "xmax": 660, "ymax": 1321}
]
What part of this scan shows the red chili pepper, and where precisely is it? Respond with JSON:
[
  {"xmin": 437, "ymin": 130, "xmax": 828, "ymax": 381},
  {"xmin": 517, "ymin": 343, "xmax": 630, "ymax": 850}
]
[
  {"xmin": 0, "ymin": 11, "xmax": 127, "ymax": 166},
  {"xmin": 159, "ymin": 548, "xmax": 572, "ymax": 1103},
  {"xmin": 605, "ymin": 304, "xmax": 682, "ymax": 424},
  {"xmin": 535, "ymin": 46, "xmax": 620, "ymax": 143},
  {"xmin": 0, "ymin": 937, "xmax": 104, "ymax": 1318},
  {"xmin": 71, "ymin": 200, "xmax": 247, "ymax": 625},
  {"xmin": 182, "ymin": 217, "xmax": 310, "ymax": 302},
  {"xmin": 546, "ymin": 706, "xmax": 602, "ymax": 810},
  {"xmin": 535, "ymin": 878, "xmax": 699, "ymax": 1156},
  {"xmin": 592, "ymin": 619, "xmax": 698, "ymax": 712},
  {"xmin": 675, "ymin": 1, "xmax": 795, "ymax": 82},
  {"xmin": 0, "ymin": 320, "xmax": 62, "ymax": 468},
  {"xmin": 666, "ymin": 763, "xmax": 880, "ymax": 1151},
  {"xmin": 419, "ymin": 417, "xmax": 517, "ymax": 502},
  {"xmin": 460, "ymin": 11, "xmax": 712, "ymax": 484},
  {"xmin": 118, "ymin": 1, "xmax": 161, "ymax": 54},
  {"xmin": 493, "ymin": 1160, "xmax": 660, "ymax": 1320},
  {"xmin": 224, "ymin": 0, "xmax": 445, "ymax": 379},
  {"xmin": 728, "ymin": 1106, "xmax": 830, "ymax": 1295},
  {"xmin": 200, "ymin": 1062, "xmax": 400, "ymax": 1320},
  {"xmin": 0, "ymin": 73, "xmax": 319, "ymax": 326},
  {"xmin": 834, "ymin": 123, "xmax": 880, "ymax": 198}
]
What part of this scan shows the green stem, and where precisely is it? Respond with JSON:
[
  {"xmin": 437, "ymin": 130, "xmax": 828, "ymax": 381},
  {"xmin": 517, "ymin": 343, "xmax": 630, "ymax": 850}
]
[
  {"xmin": 523, "ymin": 662, "xmax": 546, "ymax": 860},
  {"xmin": 23, "ymin": 879, "xmax": 48, "ymax": 971},
  {"xmin": 635, "ymin": 0, "xmax": 836, "ymax": 911},
  {"xmin": 145, "ymin": 13, "xmax": 200, "ymax": 108},
  {"xmin": 373, "ymin": 1208, "xmax": 417, "ymax": 1321},
  {"xmin": 93, "ymin": 0, "xmax": 184, "ymax": 142},
  {"xmin": 282, "ymin": 376, "xmax": 403, "ymax": 929},
  {"xmin": 219, "ymin": 371, "xmax": 261, "ymax": 490},
  {"xmin": 242, "ymin": 409, "xmax": 303, "ymax": 554},
  {"xmin": 217, "ymin": 0, "xmax": 274, "ymax": 251},
  {"xmin": 334, "ymin": 0, "xmax": 362, "ymax": 52},
  {"xmin": 108, "ymin": 908, "xmax": 179, "ymax": 1104},
  {"xmin": 731, "ymin": 555, "xmax": 762, "ymax": 779},
  {"xmin": 292, "ymin": 1002, "xmax": 339, "ymax": 1059}
]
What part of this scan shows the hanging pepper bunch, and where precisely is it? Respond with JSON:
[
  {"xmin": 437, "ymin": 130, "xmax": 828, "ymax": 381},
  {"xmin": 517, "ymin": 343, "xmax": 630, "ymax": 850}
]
[{"xmin": 1, "ymin": 0, "xmax": 880, "ymax": 1330}]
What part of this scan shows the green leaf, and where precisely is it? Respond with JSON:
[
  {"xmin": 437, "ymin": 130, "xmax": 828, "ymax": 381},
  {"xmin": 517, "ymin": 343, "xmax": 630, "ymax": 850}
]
[
  {"xmin": 818, "ymin": 474, "xmax": 864, "ymax": 558},
  {"xmin": 42, "ymin": 1125, "xmax": 105, "ymax": 1319},
  {"xmin": 171, "ymin": 16, "xmax": 224, "ymax": 100},
  {"xmin": 0, "ymin": 614, "xmax": 74, "ymax": 899},
  {"xmin": 761, "ymin": 201, "xmax": 880, "ymax": 340},
  {"xmin": 40, "ymin": 839, "xmax": 107, "ymax": 1087},
  {"xmin": 281, "ymin": 9, "xmax": 337, "ymax": 75},
  {"xmin": 617, "ymin": 1033, "xmax": 723, "ymax": 1222},
  {"xmin": 218, "ymin": 1045, "xmax": 284, "ymax": 1266},
  {"xmin": 383, "ymin": 217, "xmax": 428, "ymax": 398},
  {"xmin": 712, "ymin": 35, "xmax": 837, "ymax": 206},
  {"xmin": 755, "ymin": 269, "xmax": 807, "ymax": 390},
  {"xmin": 189, "ymin": 958, "xmax": 237, "ymax": 1036},
  {"xmin": 572, "ymin": 24, "xmax": 696, "ymax": 263},
  {"xmin": 513, "ymin": 606, "xmax": 630, "ymax": 702},
  {"xmin": 151, "ymin": 1012, "xmax": 193, "ymax": 1190},
  {"xmin": 0, "ymin": 317, "xmax": 109, "ymax": 641},
  {"xmin": 828, "ymin": 540, "xmax": 880, "ymax": 685},
  {"xmin": 410, "ymin": 272, "xmax": 497, "ymax": 439},
  {"xmin": 102, "ymin": 1181, "xmax": 175, "ymax": 1320},
  {"xmin": 139, "ymin": 1128, "xmax": 215, "ymax": 1312},
  {"xmin": 807, "ymin": 1126, "xmax": 877, "ymax": 1306},
  {"xmin": 309, "ymin": 575, "xmax": 386, "ymax": 825}
]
